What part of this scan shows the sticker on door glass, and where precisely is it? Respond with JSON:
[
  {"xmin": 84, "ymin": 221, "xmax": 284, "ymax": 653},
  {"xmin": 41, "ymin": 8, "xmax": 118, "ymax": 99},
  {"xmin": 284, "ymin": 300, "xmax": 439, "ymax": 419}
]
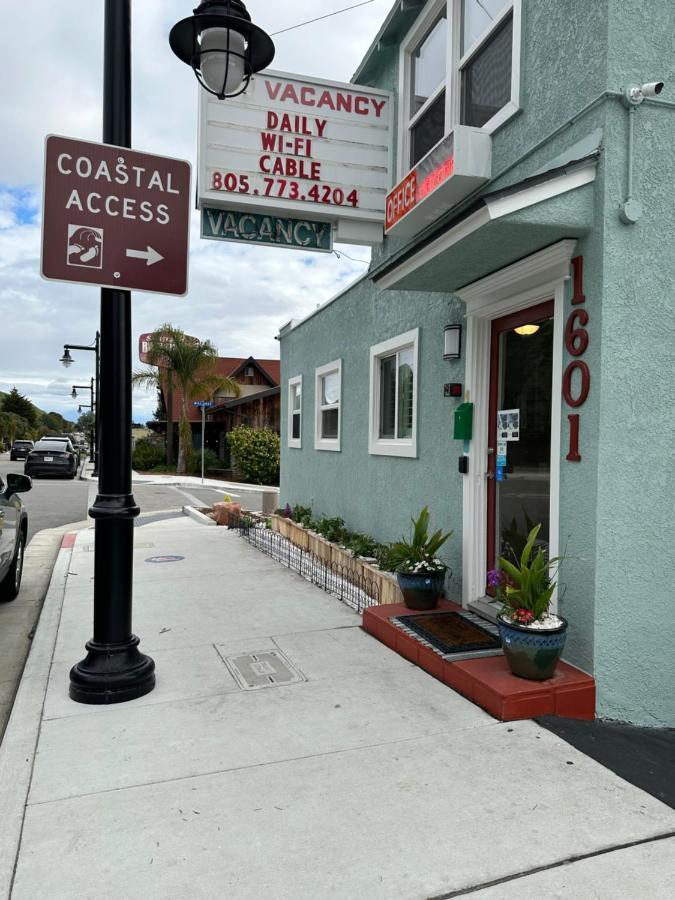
[
  {"xmin": 496, "ymin": 440, "xmax": 508, "ymax": 467},
  {"xmin": 498, "ymin": 409, "xmax": 520, "ymax": 441}
]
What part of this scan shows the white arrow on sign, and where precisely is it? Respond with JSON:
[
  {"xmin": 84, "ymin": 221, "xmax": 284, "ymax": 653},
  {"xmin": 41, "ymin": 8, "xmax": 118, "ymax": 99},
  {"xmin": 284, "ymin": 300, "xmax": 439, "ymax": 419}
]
[{"xmin": 126, "ymin": 246, "xmax": 164, "ymax": 266}]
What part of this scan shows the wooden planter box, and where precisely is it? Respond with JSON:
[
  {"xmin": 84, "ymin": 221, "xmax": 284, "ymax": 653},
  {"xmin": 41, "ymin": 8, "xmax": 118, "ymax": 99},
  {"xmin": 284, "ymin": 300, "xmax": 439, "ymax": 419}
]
[
  {"xmin": 286, "ymin": 520, "xmax": 310, "ymax": 550},
  {"xmin": 266, "ymin": 516, "xmax": 402, "ymax": 606},
  {"xmin": 330, "ymin": 544, "xmax": 365, "ymax": 582},
  {"xmin": 362, "ymin": 563, "xmax": 403, "ymax": 605},
  {"xmin": 307, "ymin": 531, "xmax": 332, "ymax": 563}
]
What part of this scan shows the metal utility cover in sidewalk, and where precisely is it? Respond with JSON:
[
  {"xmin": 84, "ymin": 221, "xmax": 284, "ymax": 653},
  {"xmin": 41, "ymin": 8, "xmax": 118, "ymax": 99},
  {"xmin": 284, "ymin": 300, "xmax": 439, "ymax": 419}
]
[
  {"xmin": 41, "ymin": 135, "xmax": 191, "ymax": 295},
  {"xmin": 223, "ymin": 650, "xmax": 305, "ymax": 690}
]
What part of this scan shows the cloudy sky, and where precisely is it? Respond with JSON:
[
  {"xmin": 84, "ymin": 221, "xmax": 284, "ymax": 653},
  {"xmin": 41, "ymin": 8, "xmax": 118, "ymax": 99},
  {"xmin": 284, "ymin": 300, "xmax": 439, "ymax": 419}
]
[{"xmin": 0, "ymin": 0, "xmax": 393, "ymax": 422}]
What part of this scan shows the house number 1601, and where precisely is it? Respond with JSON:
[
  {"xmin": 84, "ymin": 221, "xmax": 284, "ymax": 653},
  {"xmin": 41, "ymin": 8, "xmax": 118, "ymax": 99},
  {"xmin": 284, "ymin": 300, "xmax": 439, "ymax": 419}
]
[{"xmin": 563, "ymin": 257, "xmax": 590, "ymax": 462}]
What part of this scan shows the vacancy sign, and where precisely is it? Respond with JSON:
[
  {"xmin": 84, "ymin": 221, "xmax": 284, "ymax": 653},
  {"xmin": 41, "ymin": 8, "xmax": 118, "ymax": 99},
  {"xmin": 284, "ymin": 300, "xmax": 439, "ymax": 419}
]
[
  {"xmin": 198, "ymin": 70, "xmax": 392, "ymax": 246},
  {"xmin": 41, "ymin": 135, "xmax": 191, "ymax": 295}
]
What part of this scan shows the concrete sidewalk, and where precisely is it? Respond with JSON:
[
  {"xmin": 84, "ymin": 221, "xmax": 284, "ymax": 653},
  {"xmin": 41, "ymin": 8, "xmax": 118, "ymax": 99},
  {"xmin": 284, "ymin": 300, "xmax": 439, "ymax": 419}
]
[{"xmin": 1, "ymin": 519, "xmax": 674, "ymax": 899}]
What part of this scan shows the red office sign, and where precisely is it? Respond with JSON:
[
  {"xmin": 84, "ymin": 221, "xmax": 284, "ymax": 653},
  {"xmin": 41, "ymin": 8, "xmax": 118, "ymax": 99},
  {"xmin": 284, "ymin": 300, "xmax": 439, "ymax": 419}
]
[{"xmin": 41, "ymin": 135, "xmax": 191, "ymax": 296}]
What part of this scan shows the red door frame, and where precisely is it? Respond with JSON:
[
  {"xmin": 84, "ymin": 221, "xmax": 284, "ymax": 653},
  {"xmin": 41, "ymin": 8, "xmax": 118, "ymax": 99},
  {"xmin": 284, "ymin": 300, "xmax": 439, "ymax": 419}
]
[{"xmin": 486, "ymin": 299, "xmax": 555, "ymax": 573}]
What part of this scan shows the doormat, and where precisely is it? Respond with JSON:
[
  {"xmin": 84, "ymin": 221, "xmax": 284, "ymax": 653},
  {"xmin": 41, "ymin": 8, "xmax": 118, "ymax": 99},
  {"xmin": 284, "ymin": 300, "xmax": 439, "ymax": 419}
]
[{"xmin": 393, "ymin": 611, "xmax": 501, "ymax": 658}]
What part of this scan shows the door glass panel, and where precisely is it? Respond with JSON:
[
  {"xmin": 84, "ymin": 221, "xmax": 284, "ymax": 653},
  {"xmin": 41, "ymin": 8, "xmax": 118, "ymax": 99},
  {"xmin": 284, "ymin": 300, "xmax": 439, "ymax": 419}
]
[{"xmin": 495, "ymin": 318, "xmax": 553, "ymax": 565}]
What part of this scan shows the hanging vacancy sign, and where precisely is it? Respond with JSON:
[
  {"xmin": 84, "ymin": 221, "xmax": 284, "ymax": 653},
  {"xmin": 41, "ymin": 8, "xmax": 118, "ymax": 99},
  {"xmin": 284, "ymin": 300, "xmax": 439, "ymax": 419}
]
[{"xmin": 198, "ymin": 70, "xmax": 392, "ymax": 247}]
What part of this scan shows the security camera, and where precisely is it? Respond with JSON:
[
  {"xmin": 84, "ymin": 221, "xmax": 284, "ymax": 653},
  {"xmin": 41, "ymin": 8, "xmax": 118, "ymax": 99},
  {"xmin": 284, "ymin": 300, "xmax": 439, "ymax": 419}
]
[
  {"xmin": 641, "ymin": 81, "xmax": 664, "ymax": 97},
  {"xmin": 624, "ymin": 81, "xmax": 665, "ymax": 106}
]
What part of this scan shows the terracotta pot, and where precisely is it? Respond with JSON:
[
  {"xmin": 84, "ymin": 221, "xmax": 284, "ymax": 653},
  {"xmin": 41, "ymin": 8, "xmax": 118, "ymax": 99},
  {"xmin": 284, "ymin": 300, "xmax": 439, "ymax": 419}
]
[{"xmin": 497, "ymin": 615, "xmax": 568, "ymax": 680}]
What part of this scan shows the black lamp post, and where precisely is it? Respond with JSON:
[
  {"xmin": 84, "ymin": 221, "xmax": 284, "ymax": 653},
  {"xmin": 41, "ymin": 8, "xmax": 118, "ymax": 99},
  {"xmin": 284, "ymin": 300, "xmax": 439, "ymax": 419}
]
[
  {"xmin": 61, "ymin": 333, "xmax": 100, "ymax": 475},
  {"xmin": 69, "ymin": 0, "xmax": 155, "ymax": 704},
  {"xmin": 169, "ymin": 1, "xmax": 275, "ymax": 99},
  {"xmin": 72, "ymin": 379, "xmax": 96, "ymax": 459}
]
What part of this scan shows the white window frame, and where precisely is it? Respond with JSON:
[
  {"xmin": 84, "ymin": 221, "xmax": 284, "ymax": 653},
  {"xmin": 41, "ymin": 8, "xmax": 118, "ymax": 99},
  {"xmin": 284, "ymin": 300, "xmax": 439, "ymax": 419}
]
[
  {"xmin": 314, "ymin": 360, "xmax": 342, "ymax": 451},
  {"xmin": 287, "ymin": 375, "xmax": 302, "ymax": 449},
  {"xmin": 397, "ymin": 0, "xmax": 521, "ymax": 180},
  {"xmin": 369, "ymin": 328, "xmax": 419, "ymax": 458}
]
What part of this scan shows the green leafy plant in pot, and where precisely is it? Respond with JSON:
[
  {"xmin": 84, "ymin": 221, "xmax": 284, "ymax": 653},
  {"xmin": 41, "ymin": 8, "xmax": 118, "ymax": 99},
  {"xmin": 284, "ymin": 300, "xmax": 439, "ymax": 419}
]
[
  {"xmin": 388, "ymin": 507, "xmax": 453, "ymax": 610},
  {"xmin": 489, "ymin": 524, "xmax": 567, "ymax": 681}
]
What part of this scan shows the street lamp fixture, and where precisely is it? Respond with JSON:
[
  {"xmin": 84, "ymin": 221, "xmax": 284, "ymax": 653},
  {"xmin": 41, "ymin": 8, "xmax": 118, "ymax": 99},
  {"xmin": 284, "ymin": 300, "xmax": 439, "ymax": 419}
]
[
  {"xmin": 71, "ymin": 387, "xmax": 78, "ymax": 399},
  {"xmin": 169, "ymin": 0, "xmax": 275, "ymax": 99},
  {"xmin": 60, "ymin": 334, "xmax": 100, "ymax": 474}
]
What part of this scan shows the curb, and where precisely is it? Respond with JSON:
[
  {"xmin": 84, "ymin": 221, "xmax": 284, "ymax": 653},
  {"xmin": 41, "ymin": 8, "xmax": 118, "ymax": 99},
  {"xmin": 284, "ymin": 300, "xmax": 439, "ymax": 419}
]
[
  {"xmin": 182, "ymin": 505, "xmax": 217, "ymax": 527},
  {"xmin": 0, "ymin": 533, "xmax": 74, "ymax": 900}
]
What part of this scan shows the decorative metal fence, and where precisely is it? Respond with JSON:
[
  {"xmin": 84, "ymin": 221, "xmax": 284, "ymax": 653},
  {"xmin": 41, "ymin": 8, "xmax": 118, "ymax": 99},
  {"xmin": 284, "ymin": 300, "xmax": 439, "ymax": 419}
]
[{"xmin": 233, "ymin": 520, "xmax": 379, "ymax": 613}]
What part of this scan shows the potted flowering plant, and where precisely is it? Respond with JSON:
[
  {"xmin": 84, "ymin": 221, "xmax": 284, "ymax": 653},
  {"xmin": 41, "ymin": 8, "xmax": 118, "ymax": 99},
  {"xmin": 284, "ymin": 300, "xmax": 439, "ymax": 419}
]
[
  {"xmin": 388, "ymin": 507, "xmax": 452, "ymax": 610},
  {"xmin": 488, "ymin": 523, "xmax": 567, "ymax": 680}
]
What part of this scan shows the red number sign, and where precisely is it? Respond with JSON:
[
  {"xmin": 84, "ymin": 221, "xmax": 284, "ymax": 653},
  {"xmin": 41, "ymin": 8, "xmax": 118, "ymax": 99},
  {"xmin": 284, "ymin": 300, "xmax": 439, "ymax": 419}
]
[{"xmin": 564, "ymin": 257, "xmax": 590, "ymax": 461}]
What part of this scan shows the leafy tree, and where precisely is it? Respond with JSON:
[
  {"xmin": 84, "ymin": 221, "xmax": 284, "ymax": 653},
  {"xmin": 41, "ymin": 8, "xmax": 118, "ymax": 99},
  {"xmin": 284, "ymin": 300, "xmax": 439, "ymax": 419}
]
[
  {"xmin": 41, "ymin": 411, "xmax": 71, "ymax": 433},
  {"xmin": 132, "ymin": 324, "xmax": 239, "ymax": 474},
  {"xmin": 227, "ymin": 425, "xmax": 280, "ymax": 486},
  {"xmin": 76, "ymin": 411, "xmax": 95, "ymax": 431},
  {"xmin": 2, "ymin": 387, "xmax": 37, "ymax": 425},
  {"xmin": 0, "ymin": 411, "xmax": 32, "ymax": 446}
]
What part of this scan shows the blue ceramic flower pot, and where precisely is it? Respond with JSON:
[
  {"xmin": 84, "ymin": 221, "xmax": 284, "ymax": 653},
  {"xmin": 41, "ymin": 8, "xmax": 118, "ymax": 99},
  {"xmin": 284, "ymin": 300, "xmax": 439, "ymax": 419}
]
[
  {"xmin": 497, "ymin": 615, "xmax": 568, "ymax": 681},
  {"xmin": 396, "ymin": 572, "xmax": 445, "ymax": 610}
]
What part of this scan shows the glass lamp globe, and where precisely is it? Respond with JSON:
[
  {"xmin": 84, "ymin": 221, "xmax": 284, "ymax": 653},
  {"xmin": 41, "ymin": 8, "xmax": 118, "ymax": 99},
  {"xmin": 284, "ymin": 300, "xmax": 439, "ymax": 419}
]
[{"xmin": 199, "ymin": 27, "xmax": 247, "ymax": 96}]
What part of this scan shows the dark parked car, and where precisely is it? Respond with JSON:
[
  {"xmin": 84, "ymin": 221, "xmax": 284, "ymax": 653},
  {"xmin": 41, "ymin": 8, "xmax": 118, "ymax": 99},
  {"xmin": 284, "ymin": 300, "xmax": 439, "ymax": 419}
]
[
  {"xmin": 9, "ymin": 440, "xmax": 34, "ymax": 461},
  {"xmin": 24, "ymin": 439, "xmax": 78, "ymax": 479},
  {"xmin": 0, "ymin": 472, "xmax": 31, "ymax": 601},
  {"xmin": 43, "ymin": 433, "xmax": 81, "ymax": 465}
]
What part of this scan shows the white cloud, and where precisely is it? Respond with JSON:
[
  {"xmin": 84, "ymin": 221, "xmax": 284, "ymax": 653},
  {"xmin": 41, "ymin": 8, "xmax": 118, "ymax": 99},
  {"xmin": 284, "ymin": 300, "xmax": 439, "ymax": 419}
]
[{"xmin": 0, "ymin": 0, "xmax": 392, "ymax": 421}]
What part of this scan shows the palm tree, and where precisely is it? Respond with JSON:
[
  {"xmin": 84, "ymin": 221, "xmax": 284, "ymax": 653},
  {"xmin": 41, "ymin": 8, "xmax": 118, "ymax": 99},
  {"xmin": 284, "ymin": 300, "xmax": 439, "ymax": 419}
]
[{"xmin": 133, "ymin": 325, "xmax": 239, "ymax": 474}]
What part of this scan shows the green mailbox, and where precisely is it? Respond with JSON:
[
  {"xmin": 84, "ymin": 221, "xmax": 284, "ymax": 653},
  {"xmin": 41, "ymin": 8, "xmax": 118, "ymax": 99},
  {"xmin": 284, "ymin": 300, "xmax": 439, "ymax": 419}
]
[{"xmin": 453, "ymin": 402, "xmax": 473, "ymax": 441}]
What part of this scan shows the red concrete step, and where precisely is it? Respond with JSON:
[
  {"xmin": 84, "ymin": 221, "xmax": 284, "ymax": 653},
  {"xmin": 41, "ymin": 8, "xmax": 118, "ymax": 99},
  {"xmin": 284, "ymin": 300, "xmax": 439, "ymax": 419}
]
[{"xmin": 363, "ymin": 601, "xmax": 595, "ymax": 722}]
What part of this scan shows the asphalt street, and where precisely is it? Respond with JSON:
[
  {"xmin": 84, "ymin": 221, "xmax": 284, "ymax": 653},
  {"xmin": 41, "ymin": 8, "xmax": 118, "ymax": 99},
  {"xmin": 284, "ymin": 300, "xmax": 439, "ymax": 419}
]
[
  {"xmin": 1, "ymin": 453, "xmax": 260, "ymax": 542},
  {"xmin": 0, "ymin": 453, "xmax": 90, "ymax": 542}
]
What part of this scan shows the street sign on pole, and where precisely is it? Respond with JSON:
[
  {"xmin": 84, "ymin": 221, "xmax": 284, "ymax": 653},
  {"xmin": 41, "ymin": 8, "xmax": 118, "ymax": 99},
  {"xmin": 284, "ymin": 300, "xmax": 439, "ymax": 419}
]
[
  {"xmin": 193, "ymin": 401, "xmax": 213, "ymax": 485},
  {"xmin": 41, "ymin": 135, "xmax": 191, "ymax": 296}
]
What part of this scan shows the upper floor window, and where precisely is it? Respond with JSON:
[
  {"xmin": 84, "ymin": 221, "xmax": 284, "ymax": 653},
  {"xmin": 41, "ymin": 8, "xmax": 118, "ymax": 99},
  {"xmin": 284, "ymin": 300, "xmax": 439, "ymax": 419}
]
[
  {"xmin": 409, "ymin": 14, "xmax": 448, "ymax": 166},
  {"xmin": 460, "ymin": 0, "xmax": 514, "ymax": 128},
  {"xmin": 399, "ymin": 0, "xmax": 520, "ymax": 176}
]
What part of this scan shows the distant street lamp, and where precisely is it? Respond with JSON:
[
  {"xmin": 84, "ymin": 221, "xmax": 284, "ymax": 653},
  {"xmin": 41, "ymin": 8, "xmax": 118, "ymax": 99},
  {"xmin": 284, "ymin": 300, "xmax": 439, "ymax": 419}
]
[
  {"xmin": 61, "ymin": 333, "xmax": 100, "ymax": 474},
  {"xmin": 72, "ymin": 379, "xmax": 96, "ymax": 459},
  {"xmin": 169, "ymin": 0, "xmax": 275, "ymax": 99}
]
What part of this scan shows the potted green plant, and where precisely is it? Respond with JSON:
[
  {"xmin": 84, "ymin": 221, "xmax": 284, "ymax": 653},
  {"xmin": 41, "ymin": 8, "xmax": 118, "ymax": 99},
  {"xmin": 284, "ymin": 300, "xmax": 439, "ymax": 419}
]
[
  {"xmin": 489, "ymin": 524, "xmax": 567, "ymax": 681},
  {"xmin": 388, "ymin": 507, "xmax": 452, "ymax": 610}
]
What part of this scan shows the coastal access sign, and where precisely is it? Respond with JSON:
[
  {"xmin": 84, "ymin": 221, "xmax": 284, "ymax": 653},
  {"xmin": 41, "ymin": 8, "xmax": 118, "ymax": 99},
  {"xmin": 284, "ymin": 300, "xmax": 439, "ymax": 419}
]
[
  {"xmin": 198, "ymin": 70, "xmax": 392, "ymax": 247},
  {"xmin": 41, "ymin": 135, "xmax": 191, "ymax": 295}
]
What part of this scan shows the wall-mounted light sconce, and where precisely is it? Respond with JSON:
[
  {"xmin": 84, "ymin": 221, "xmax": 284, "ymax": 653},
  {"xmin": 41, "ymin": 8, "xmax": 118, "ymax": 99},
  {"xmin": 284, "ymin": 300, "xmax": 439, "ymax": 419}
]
[{"xmin": 443, "ymin": 324, "xmax": 462, "ymax": 360}]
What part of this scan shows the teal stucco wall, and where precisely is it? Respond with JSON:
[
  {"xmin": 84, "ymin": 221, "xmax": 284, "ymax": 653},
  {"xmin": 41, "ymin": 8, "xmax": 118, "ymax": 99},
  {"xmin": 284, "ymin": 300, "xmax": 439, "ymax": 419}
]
[
  {"xmin": 280, "ymin": 281, "xmax": 466, "ymax": 595},
  {"xmin": 279, "ymin": 0, "xmax": 675, "ymax": 726}
]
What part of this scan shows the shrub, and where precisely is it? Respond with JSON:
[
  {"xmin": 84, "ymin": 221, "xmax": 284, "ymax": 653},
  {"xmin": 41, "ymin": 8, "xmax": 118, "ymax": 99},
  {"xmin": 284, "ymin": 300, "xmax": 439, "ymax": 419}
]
[
  {"xmin": 227, "ymin": 426, "xmax": 280, "ymax": 485},
  {"xmin": 344, "ymin": 532, "xmax": 379, "ymax": 558},
  {"xmin": 291, "ymin": 504, "xmax": 313, "ymax": 526},
  {"xmin": 132, "ymin": 439, "xmax": 165, "ymax": 471},
  {"xmin": 315, "ymin": 516, "xmax": 347, "ymax": 543},
  {"xmin": 188, "ymin": 449, "xmax": 225, "ymax": 475}
]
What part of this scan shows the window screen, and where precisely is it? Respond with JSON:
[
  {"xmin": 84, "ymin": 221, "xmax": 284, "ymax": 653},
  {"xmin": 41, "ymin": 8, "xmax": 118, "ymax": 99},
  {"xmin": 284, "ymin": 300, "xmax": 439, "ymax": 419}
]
[
  {"xmin": 410, "ymin": 90, "xmax": 446, "ymax": 166},
  {"xmin": 461, "ymin": 14, "xmax": 513, "ymax": 128}
]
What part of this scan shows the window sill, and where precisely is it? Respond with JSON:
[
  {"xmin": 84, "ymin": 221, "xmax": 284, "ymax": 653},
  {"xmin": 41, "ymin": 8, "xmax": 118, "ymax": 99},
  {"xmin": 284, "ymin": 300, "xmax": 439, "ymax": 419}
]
[
  {"xmin": 315, "ymin": 440, "xmax": 341, "ymax": 452},
  {"xmin": 481, "ymin": 101, "xmax": 521, "ymax": 136},
  {"xmin": 288, "ymin": 439, "xmax": 302, "ymax": 449},
  {"xmin": 369, "ymin": 439, "xmax": 417, "ymax": 458}
]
